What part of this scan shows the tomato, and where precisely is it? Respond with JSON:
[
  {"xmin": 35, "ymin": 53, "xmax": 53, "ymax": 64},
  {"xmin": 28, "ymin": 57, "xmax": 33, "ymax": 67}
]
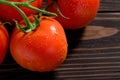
[
  {"xmin": 0, "ymin": 0, "xmax": 43, "ymax": 24},
  {"xmin": 0, "ymin": 21, "xmax": 9, "ymax": 64},
  {"xmin": 47, "ymin": 0, "xmax": 100, "ymax": 29},
  {"xmin": 10, "ymin": 16, "xmax": 68, "ymax": 72}
]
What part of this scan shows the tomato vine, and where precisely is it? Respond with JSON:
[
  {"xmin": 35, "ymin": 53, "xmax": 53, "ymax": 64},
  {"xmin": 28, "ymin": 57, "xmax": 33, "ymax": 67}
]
[{"xmin": 0, "ymin": 0, "xmax": 57, "ymax": 33}]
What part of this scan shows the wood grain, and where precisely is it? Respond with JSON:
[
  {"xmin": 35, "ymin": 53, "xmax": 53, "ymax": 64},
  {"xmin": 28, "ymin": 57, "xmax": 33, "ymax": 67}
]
[
  {"xmin": 1, "ymin": 0, "xmax": 120, "ymax": 80},
  {"xmin": 100, "ymin": 0, "xmax": 120, "ymax": 12}
]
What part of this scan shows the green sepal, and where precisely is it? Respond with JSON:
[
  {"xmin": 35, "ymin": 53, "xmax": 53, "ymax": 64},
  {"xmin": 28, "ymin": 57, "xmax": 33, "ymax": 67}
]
[
  {"xmin": 32, "ymin": 15, "xmax": 40, "ymax": 30},
  {"xmin": 15, "ymin": 15, "xmax": 40, "ymax": 33}
]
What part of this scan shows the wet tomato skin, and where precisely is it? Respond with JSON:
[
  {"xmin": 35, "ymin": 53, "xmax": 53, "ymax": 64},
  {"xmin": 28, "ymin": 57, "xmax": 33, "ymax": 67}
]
[
  {"xmin": 10, "ymin": 16, "xmax": 68, "ymax": 72},
  {"xmin": 47, "ymin": 0, "xmax": 100, "ymax": 29},
  {"xmin": 0, "ymin": 21, "xmax": 9, "ymax": 64},
  {"xmin": 0, "ymin": 0, "xmax": 43, "ymax": 24}
]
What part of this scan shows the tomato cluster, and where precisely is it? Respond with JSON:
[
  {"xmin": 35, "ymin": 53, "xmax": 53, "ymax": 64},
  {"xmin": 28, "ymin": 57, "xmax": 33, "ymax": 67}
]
[
  {"xmin": 0, "ymin": 0, "xmax": 100, "ymax": 72},
  {"xmin": 0, "ymin": 0, "xmax": 43, "ymax": 24}
]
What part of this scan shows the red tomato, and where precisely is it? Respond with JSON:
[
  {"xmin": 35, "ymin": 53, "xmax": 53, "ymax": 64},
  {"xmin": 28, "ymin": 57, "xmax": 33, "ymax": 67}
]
[
  {"xmin": 47, "ymin": 0, "xmax": 100, "ymax": 29},
  {"xmin": 0, "ymin": 0, "xmax": 43, "ymax": 24},
  {"xmin": 10, "ymin": 16, "xmax": 68, "ymax": 72},
  {"xmin": 0, "ymin": 21, "xmax": 9, "ymax": 64}
]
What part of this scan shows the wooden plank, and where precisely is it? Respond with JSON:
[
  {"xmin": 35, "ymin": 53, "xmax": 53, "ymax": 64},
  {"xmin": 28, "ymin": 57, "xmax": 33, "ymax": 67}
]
[
  {"xmin": 100, "ymin": 0, "xmax": 120, "ymax": 12},
  {"xmin": 0, "ymin": 12, "xmax": 120, "ymax": 80},
  {"xmin": 59, "ymin": 12, "xmax": 120, "ymax": 79},
  {"xmin": 1, "ymin": 0, "xmax": 120, "ymax": 80}
]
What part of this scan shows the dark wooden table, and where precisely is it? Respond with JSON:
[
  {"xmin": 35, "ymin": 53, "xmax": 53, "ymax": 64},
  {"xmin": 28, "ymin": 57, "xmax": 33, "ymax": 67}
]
[{"xmin": 1, "ymin": 0, "xmax": 120, "ymax": 80}]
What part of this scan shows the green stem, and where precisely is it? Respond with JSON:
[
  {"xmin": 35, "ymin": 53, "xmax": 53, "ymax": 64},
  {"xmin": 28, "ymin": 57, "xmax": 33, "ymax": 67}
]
[
  {"xmin": 12, "ymin": 4, "xmax": 33, "ymax": 33},
  {"xmin": 0, "ymin": 0, "xmax": 57, "ymax": 16},
  {"xmin": 0, "ymin": 0, "xmax": 32, "ymax": 33},
  {"xmin": 46, "ymin": 0, "xmax": 69, "ymax": 19},
  {"xmin": 0, "ymin": 0, "xmax": 57, "ymax": 33},
  {"xmin": 27, "ymin": 5, "xmax": 57, "ymax": 16}
]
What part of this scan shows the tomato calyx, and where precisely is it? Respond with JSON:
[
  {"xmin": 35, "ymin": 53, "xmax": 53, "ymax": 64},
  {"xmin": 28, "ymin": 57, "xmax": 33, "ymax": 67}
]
[
  {"xmin": 15, "ymin": 15, "xmax": 40, "ymax": 33},
  {"xmin": 0, "ymin": 0, "xmax": 57, "ymax": 33}
]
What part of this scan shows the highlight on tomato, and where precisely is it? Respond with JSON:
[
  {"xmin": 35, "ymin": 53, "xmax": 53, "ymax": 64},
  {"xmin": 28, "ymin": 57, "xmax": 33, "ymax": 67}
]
[
  {"xmin": 10, "ymin": 16, "xmax": 68, "ymax": 72},
  {"xmin": 0, "ymin": 0, "xmax": 43, "ymax": 24},
  {"xmin": 0, "ymin": 21, "xmax": 9, "ymax": 64},
  {"xmin": 47, "ymin": 0, "xmax": 100, "ymax": 29}
]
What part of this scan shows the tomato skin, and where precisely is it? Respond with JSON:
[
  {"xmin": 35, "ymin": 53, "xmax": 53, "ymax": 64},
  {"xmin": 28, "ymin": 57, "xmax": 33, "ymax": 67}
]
[
  {"xmin": 47, "ymin": 0, "xmax": 100, "ymax": 29},
  {"xmin": 0, "ymin": 0, "xmax": 43, "ymax": 24},
  {"xmin": 10, "ymin": 16, "xmax": 68, "ymax": 72},
  {"xmin": 0, "ymin": 21, "xmax": 9, "ymax": 64}
]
